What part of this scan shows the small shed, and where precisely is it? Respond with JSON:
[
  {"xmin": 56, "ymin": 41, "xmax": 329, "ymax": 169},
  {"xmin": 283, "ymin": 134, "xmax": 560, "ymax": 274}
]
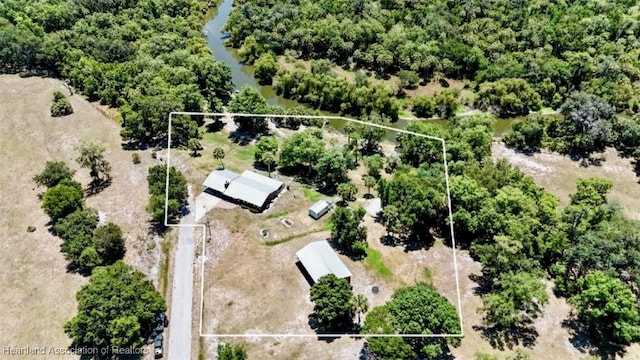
[
  {"xmin": 308, "ymin": 200, "xmax": 332, "ymax": 220},
  {"xmin": 296, "ymin": 240, "xmax": 352, "ymax": 283}
]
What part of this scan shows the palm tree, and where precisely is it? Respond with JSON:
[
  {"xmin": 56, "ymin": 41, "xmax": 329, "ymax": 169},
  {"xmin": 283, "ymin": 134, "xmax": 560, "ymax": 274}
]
[
  {"xmin": 261, "ymin": 152, "xmax": 276, "ymax": 177},
  {"xmin": 344, "ymin": 122, "xmax": 355, "ymax": 145},
  {"xmin": 188, "ymin": 138, "xmax": 202, "ymax": 157},
  {"xmin": 364, "ymin": 175, "xmax": 376, "ymax": 196},
  {"xmin": 353, "ymin": 294, "xmax": 369, "ymax": 325},
  {"xmin": 213, "ymin": 147, "xmax": 225, "ymax": 168}
]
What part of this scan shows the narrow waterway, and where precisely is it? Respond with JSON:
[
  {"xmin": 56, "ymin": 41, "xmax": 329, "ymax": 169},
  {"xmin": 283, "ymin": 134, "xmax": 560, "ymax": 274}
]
[{"xmin": 203, "ymin": 0, "xmax": 514, "ymax": 137}]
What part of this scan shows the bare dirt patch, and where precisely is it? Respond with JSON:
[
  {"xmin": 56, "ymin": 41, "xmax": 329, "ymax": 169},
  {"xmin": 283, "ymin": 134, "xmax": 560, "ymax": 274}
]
[{"xmin": 0, "ymin": 75, "xmax": 161, "ymax": 357}]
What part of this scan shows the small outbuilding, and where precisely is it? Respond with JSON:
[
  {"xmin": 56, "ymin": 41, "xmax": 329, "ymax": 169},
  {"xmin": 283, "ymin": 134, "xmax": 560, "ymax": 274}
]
[
  {"xmin": 308, "ymin": 200, "xmax": 333, "ymax": 220},
  {"xmin": 296, "ymin": 240, "xmax": 352, "ymax": 284}
]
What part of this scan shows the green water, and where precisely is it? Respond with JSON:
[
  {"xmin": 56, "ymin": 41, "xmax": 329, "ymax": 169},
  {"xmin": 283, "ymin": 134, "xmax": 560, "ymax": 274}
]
[{"xmin": 203, "ymin": 0, "xmax": 515, "ymax": 138}]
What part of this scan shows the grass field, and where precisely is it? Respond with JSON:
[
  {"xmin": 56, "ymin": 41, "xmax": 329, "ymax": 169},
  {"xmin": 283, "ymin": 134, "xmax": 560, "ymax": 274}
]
[
  {"xmin": 492, "ymin": 143, "xmax": 640, "ymax": 220},
  {"xmin": 0, "ymin": 75, "xmax": 162, "ymax": 358}
]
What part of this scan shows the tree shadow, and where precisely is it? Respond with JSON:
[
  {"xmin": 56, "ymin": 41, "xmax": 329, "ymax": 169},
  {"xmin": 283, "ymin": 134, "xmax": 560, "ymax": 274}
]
[
  {"xmin": 85, "ymin": 179, "xmax": 112, "ymax": 197},
  {"xmin": 567, "ymin": 152, "xmax": 606, "ymax": 167},
  {"xmin": 473, "ymin": 320, "xmax": 539, "ymax": 351},
  {"xmin": 277, "ymin": 166, "xmax": 318, "ymax": 187},
  {"xmin": 562, "ymin": 317, "xmax": 628, "ymax": 359},
  {"xmin": 205, "ymin": 119, "xmax": 225, "ymax": 133},
  {"xmin": 378, "ymin": 231, "xmax": 435, "ymax": 252},
  {"xmin": 468, "ymin": 273, "xmax": 493, "ymax": 296},
  {"xmin": 121, "ymin": 141, "xmax": 149, "ymax": 151},
  {"xmin": 358, "ymin": 343, "xmax": 375, "ymax": 360},
  {"xmin": 65, "ymin": 261, "xmax": 91, "ymax": 277},
  {"xmin": 380, "ymin": 234, "xmax": 400, "ymax": 247},
  {"xmin": 633, "ymin": 159, "xmax": 640, "ymax": 182},
  {"xmin": 228, "ymin": 129, "xmax": 265, "ymax": 145},
  {"xmin": 510, "ymin": 146, "xmax": 541, "ymax": 157},
  {"xmin": 306, "ymin": 314, "xmax": 343, "ymax": 343}
]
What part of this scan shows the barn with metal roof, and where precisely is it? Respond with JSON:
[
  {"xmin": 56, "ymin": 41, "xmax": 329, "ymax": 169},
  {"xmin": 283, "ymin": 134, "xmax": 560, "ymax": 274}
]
[{"xmin": 296, "ymin": 240, "xmax": 352, "ymax": 284}]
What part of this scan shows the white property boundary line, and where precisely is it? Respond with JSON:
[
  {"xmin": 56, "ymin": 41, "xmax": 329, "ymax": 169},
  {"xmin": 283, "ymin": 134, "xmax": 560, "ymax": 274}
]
[{"xmin": 165, "ymin": 111, "xmax": 464, "ymax": 338}]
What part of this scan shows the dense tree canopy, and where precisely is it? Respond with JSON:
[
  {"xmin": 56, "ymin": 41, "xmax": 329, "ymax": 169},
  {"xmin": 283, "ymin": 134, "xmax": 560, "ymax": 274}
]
[
  {"xmin": 0, "ymin": 0, "xmax": 233, "ymax": 144},
  {"xmin": 309, "ymin": 274, "xmax": 355, "ymax": 332},
  {"xmin": 93, "ymin": 222, "xmax": 126, "ymax": 265},
  {"xmin": 55, "ymin": 207, "xmax": 99, "ymax": 264},
  {"xmin": 75, "ymin": 142, "xmax": 112, "ymax": 185},
  {"xmin": 558, "ymin": 92, "xmax": 617, "ymax": 155},
  {"xmin": 279, "ymin": 128, "xmax": 325, "ymax": 174},
  {"xmin": 476, "ymin": 78, "xmax": 542, "ymax": 116},
  {"xmin": 480, "ymin": 271, "xmax": 549, "ymax": 330},
  {"xmin": 50, "ymin": 90, "xmax": 73, "ymax": 117},
  {"xmin": 503, "ymin": 115, "xmax": 545, "ymax": 153},
  {"xmin": 41, "ymin": 179, "xmax": 84, "ymax": 221},
  {"xmin": 363, "ymin": 283, "xmax": 460, "ymax": 359},
  {"xmin": 254, "ymin": 135, "xmax": 278, "ymax": 164},
  {"xmin": 225, "ymin": 0, "xmax": 640, "ymax": 115},
  {"xmin": 64, "ymin": 261, "xmax": 166, "ymax": 353},
  {"xmin": 569, "ymin": 272, "xmax": 640, "ymax": 345},
  {"xmin": 330, "ymin": 205, "xmax": 367, "ymax": 258},
  {"xmin": 274, "ymin": 67, "xmax": 400, "ymax": 119},
  {"xmin": 228, "ymin": 86, "xmax": 269, "ymax": 134},
  {"xmin": 146, "ymin": 165, "xmax": 187, "ymax": 224},
  {"xmin": 254, "ymin": 52, "xmax": 278, "ymax": 85}
]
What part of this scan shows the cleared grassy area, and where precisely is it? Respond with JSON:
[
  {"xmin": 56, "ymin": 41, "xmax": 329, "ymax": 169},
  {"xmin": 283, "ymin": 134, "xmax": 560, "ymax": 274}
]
[
  {"xmin": 302, "ymin": 187, "xmax": 323, "ymax": 202},
  {"xmin": 159, "ymin": 230, "xmax": 176, "ymax": 297},
  {"xmin": 264, "ymin": 228, "xmax": 325, "ymax": 246},
  {"xmin": 364, "ymin": 247, "xmax": 393, "ymax": 279},
  {"xmin": 201, "ymin": 130, "xmax": 256, "ymax": 163},
  {"xmin": 265, "ymin": 210, "xmax": 290, "ymax": 219}
]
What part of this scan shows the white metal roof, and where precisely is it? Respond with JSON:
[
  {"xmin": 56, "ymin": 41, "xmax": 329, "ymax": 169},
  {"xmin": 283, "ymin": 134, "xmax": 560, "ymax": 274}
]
[
  {"xmin": 240, "ymin": 170, "xmax": 283, "ymax": 191},
  {"xmin": 296, "ymin": 240, "xmax": 352, "ymax": 282},
  {"xmin": 225, "ymin": 177, "xmax": 272, "ymax": 208},
  {"xmin": 202, "ymin": 169, "xmax": 239, "ymax": 193},
  {"xmin": 309, "ymin": 200, "xmax": 330, "ymax": 214},
  {"xmin": 203, "ymin": 169, "xmax": 283, "ymax": 208}
]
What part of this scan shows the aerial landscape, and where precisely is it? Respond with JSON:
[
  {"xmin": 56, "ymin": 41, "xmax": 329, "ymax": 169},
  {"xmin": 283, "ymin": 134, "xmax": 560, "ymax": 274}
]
[{"xmin": 2, "ymin": 0, "xmax": 640, "ymax": 359}]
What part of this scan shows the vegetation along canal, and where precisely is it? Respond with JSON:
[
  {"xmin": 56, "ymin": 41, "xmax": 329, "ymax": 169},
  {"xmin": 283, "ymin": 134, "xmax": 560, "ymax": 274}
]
[{"xmin": 203, "ymin": 0, "xmax": 514, "ymax": 138}]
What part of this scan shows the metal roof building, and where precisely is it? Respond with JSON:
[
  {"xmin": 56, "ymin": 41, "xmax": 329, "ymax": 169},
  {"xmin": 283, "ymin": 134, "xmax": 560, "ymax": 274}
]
[
  {"xmin": 296, "ymin": 240, "xmax": 352, "ymax": 283},
  {"xmin": 202, "ymin": 169, "xmax": 283, "ymax": 210},
  {"xmin": 202, "ymin": 169, "xmax": 240, "ymax": 193}
]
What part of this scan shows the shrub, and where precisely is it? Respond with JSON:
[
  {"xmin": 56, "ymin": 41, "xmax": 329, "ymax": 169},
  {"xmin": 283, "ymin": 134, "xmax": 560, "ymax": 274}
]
[
  {"xmin": 412, "ymin": 96, "xmax": 436, "ymax": 118},
  {"xmin": 131, "ymin": 152, "xmax": 141, "ymax": 164},
  {"xmin": 51, "ymin": 91, "xmax": 74, "ymax": 117}
]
